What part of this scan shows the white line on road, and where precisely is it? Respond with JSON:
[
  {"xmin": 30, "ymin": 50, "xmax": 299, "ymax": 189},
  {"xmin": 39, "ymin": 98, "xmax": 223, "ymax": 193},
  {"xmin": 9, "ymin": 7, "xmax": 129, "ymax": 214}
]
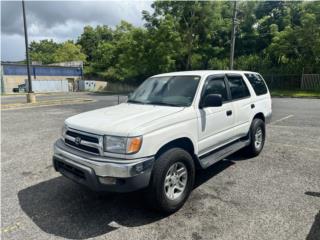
[{"xmin": 271, "ymin": 114, "xmax": 294, "ymax": 124}]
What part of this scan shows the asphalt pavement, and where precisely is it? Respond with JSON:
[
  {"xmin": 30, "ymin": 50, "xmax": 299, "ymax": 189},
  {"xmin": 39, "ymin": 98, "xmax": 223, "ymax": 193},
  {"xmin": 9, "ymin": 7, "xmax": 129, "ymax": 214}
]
[{"xmin": 1, "ymin": 94, "xmax": 320, "ymax": 240}]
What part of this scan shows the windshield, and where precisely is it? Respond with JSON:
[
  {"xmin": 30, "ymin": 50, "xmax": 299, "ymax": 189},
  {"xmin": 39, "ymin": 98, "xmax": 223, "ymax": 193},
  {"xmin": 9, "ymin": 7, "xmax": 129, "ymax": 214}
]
[{"xmin": 128, "ymin": 75, "xmax": 201, "ymax": 107}]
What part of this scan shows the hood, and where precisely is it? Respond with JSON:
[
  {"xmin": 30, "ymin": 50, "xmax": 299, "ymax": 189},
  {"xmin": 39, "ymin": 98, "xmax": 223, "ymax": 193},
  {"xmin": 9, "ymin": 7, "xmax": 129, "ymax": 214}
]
[{"xmin": 65, "ymin": 103, "xmax": 184, "ymax": 136}]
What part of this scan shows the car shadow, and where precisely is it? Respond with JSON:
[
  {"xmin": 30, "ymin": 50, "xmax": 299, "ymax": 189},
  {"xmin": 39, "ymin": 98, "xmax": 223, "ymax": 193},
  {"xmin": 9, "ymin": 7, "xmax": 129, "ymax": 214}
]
[
  {"xmin": 18, "ymin": 159, "xmax": 235, "ymax": 239},
  {"xmin": 305, "ymin": 191, "xmax": 320, "ymax": 240},
  {"xmin": 305, "ymin": 191, "xmax": 320, "ymax": 198},
  {"xmin": 194, "ymin": 159, "xmax": 235, "ymax": 188},
  {"xmin": 306, "ymin": 211, "xmax": 320, "ymax": 240},
  {"xmin": 18, "ymin": 177, "xmax": 164, "ymax": 239}
]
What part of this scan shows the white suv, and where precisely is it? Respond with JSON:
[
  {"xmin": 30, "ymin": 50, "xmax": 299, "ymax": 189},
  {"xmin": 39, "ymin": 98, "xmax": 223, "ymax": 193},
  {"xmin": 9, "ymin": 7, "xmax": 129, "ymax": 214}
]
[{"xmin": 53, "ymin": 70, "xmax": 272, "ymax": 212}]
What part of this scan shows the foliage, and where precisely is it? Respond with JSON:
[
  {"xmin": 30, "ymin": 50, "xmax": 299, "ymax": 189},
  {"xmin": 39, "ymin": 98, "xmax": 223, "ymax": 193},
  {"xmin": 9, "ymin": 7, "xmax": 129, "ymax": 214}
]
[
  {"xmin": 29, "ymin": 39, "xmax": 59, "ymax": 64},
  {"xmin": 30, "ymin": 40, "xmax": 86, "ymax": 64},
  {"xmin": 29, "ymin": 1, "xmax": 320, "ymax": 83}
]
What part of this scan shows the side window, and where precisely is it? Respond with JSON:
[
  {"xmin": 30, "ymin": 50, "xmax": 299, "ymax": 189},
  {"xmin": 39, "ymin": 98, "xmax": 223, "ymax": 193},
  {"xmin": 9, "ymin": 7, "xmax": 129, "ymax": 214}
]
[
  {"xmin": 245, "ymin": 73, "xmax": 268, "ymax": 96},
  {"xmin": 202, "ymin": 76, "xmax": 228, "ymax": 102},
  {"xmin": 226, "ymin": 74, "xmax": 250, "ymax": 100}
]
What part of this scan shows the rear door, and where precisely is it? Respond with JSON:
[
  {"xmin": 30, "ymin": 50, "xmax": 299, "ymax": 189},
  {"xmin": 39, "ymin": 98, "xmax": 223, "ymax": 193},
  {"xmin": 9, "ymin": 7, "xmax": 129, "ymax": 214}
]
[
  {"xmin": 197, "ymin": 74, "xmax": 235, "ymax": 155},
  {"xmin": 244, "ymin": 72, "xmax": 272, "ymax": 122},
  {"xmin": 225, "ymin": 73, "xmax": 252, "ymax": 138}
]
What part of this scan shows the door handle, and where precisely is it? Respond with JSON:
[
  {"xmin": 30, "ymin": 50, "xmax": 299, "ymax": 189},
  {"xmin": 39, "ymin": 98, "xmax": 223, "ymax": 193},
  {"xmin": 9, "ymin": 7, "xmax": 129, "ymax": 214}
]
[
  {"xmin": 226, "ymin": 110, "xmax": 232, "ymax": 116},
  {"xmin": 251, "ymin": 104, "xmax": 255, "ymax": 109}
]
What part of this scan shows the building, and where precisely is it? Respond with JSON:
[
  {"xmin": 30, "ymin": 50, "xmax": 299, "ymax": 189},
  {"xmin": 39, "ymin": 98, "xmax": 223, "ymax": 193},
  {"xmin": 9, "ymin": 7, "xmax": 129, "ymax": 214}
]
[{"xmin": 1, "ymin": 62, "xmax": 83, "ymax": 93}]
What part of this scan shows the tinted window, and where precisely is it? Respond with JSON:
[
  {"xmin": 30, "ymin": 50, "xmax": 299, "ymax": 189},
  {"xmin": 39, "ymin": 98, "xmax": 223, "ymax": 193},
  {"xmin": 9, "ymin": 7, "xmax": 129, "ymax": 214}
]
[
  {"xmin": 226, "ymin": 74, "xmax": 250, "ymax": 100},
  {"xmin": 245, "ymin": 73, "xmax": 268, "ymax": 95},
  {"xmin": 203, "ymin": 76, "xmax": 228, "ymax": 101}
]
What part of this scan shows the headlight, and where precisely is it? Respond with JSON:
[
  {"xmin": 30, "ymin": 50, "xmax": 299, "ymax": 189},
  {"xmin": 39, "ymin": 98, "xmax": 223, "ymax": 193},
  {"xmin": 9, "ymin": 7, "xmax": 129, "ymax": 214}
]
[{"xmin": 104, "ymin": 136, "xmax": 142, "ymax": 154}]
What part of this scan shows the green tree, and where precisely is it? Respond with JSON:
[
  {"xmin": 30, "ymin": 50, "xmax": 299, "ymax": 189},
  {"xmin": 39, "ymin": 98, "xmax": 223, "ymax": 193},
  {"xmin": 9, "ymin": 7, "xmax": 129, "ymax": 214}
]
[
  {"xmin": 52, "ymin": 41, "xmax": 86, "ymax": 63},
  {"xmin": 143, "ymin": 1, "xmax": 233, "ymax": 70},
  {"xmin": 267, "ymin": 1, "xmax": 320, "ymax": 73},
  {"xmin": 31, "ymin": 1, "xmax": 320, "ymax": 82},
  {"xmin": 30, "ymin": 40, "xmax": 87, "ymax": 64},
  {"xmin": 29, "ymin": 39, "xmax": 59, "ymax": 64},
  {"xmin": 77, "ymin": 25, "xmax": 113, "ymax": 61}
]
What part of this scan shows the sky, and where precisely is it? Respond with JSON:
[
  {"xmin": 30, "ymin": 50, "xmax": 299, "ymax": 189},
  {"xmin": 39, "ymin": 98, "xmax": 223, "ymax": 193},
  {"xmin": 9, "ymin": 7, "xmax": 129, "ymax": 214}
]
[{"xmin": 1, "ymin": 0, "xmax": 152, "ymax": 61}]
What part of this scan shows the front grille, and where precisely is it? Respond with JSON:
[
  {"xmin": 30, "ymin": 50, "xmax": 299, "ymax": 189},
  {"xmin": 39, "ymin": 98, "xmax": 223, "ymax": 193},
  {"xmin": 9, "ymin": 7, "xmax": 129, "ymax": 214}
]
[
  {"xmin": 66, "ymin": 130, "xmax": 99, "ymax": 143},
  {"xmin": 56, "ymin": 160, "xmax": 86, "ymax": 179},
  {"xmin": 65, "ymin": 139, "xmax": 100, "ymax": 154},
  {"xmin": 64, "ymin": 129, "xmax": 101, "ymax": 155}
]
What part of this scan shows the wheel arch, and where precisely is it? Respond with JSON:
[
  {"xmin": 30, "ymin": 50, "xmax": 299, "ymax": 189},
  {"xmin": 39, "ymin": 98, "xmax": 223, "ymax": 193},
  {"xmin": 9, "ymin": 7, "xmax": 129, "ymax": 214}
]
[
  {"xmin": 155, "ymin": 137, "xmax": 195, "ymax": 158},
  {"xmin": 253, "ymin": 112, "xmax": 265, "ymax": 122},
  {"xmin": 155, "ymin": 137, "xmax": 201, "ymax": 168}
]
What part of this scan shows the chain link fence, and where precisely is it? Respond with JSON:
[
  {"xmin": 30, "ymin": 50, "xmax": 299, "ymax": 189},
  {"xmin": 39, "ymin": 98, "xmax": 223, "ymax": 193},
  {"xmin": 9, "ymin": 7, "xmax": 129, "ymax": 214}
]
[{"xmin": 262, "ymin": 74, "xmax": 320, "ymax": 91}]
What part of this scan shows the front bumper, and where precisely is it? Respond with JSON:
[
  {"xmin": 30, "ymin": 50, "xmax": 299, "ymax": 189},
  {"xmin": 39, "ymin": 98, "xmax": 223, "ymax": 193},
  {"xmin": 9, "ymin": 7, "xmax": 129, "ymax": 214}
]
[{"xmin": 53, "ymin": 139, "xmax": 154, "ymax": 192}]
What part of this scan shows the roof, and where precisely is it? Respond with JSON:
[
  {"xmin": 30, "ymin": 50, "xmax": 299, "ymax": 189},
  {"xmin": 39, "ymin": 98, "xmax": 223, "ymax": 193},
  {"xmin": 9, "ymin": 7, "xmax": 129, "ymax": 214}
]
[{"xmin": 152, "ymin": 70, "xmax": 258, "ymax": 78}]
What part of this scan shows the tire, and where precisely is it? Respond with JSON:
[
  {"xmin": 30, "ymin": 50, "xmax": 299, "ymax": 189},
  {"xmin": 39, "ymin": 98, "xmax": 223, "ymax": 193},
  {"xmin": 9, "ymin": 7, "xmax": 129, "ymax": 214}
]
[
  {"xmin": 243, "ymin": 118, "xmax": 266, "ymax": 157},
  {"xmin": 146, "ymin": 148, "xmax": 195, "ymax": 213}
]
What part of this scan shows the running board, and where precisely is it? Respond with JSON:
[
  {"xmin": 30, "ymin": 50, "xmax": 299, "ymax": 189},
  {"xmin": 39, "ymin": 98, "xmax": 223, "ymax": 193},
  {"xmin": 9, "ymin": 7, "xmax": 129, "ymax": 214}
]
[{"xmin": 198, "ymin": 138, "xmax": 250, "ymax": 169}]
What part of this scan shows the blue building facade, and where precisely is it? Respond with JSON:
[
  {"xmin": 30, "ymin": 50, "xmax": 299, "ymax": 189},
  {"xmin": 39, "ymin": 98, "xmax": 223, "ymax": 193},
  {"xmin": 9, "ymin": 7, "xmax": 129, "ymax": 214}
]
[{"xmin": 1, "ymin": 63, "xmax": 83, "ymax": 93}]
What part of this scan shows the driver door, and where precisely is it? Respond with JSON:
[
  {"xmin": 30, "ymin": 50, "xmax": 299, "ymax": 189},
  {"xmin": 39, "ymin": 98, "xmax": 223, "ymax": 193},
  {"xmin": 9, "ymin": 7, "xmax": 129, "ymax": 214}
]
[{"xmin": 197, "ymin": 74, "xmax": 235, "ymax": 155}]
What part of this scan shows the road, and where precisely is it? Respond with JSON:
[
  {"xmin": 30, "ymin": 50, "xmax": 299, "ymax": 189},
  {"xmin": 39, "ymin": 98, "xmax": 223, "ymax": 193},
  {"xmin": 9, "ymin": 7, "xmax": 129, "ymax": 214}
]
[{"xmin": 1, "ymin": 94, "xmax": 320, "ymax": 240}]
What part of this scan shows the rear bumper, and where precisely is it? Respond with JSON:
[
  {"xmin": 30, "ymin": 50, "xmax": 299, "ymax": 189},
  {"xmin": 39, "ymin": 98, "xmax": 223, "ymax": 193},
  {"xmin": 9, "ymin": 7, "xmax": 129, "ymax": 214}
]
[{"xmin": 53, "ymin": 139, "xmax": 154, "ymax": 192}]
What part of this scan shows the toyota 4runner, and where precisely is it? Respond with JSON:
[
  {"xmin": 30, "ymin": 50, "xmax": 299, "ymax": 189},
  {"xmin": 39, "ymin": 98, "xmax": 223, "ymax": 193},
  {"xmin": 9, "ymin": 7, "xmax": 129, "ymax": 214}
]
[{"xmin": 53, "ymin": 70, "xmax": 272, "ymax": 213}]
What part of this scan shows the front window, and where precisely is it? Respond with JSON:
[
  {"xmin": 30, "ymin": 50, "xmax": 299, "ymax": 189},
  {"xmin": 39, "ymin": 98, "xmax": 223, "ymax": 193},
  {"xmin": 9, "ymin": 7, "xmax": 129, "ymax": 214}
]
[{"xmin": 128, "ymin": 75, "xmax": 201, "ymax": 107}]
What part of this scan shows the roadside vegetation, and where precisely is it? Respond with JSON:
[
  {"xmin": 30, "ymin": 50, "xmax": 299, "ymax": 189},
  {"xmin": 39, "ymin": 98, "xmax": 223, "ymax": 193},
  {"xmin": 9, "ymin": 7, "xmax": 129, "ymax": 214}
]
[
  {"xmin": 271, "ymin": 89, "xmax": 320, "ymax": 98},
  {"xmin": 29, "ymin": 1, "xmax": 320, "ymax": 86}
]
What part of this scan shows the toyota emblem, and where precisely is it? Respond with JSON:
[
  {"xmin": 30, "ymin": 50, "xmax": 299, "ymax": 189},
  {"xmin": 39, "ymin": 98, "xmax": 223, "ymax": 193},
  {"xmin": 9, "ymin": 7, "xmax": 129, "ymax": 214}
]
[{"xmin": 75, "ymin": 137, "xmax": 82, "ymax": 145}]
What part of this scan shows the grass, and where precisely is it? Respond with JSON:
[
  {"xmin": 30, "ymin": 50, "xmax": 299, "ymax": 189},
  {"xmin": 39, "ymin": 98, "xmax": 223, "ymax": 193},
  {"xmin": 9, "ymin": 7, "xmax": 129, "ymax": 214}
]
[{"xmin": 271, "ymin": 89, "xmax": 320, "ymax": 98}]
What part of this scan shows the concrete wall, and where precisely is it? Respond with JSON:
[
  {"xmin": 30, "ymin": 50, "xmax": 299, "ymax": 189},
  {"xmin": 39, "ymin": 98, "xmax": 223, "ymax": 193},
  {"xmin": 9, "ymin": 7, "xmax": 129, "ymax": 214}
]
[
  {"xmin": 2, "ymin": 75, "xmax": 81, "ymax": 93},
  {"xmin": 29, "ymin": 80, "xmax": 69, "ymax": 92},
  {"xmin": 78, "ymin": 80, "xmax": 107, "ymax": 91}
]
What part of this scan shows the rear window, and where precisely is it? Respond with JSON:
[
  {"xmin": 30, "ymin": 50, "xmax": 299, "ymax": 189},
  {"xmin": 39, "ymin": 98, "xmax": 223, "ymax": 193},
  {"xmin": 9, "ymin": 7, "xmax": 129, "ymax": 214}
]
[{"xmin": 245, "ymin": 73, "xmax": 268, "ymax": 96}]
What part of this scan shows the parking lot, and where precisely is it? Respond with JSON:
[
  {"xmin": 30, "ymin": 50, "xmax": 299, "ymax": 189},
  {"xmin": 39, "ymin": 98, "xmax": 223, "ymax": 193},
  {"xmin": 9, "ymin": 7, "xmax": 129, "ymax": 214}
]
[{"xmin": 1, "ymin": 94, "xmax": 320, "ymax": 240}]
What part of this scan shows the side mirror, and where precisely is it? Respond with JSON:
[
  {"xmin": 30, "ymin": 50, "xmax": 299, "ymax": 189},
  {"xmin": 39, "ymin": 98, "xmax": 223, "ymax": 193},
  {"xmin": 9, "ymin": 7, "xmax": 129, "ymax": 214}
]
[{"xmin": 201, "ymin": 94, "xmax": 222, "ymax": 108}]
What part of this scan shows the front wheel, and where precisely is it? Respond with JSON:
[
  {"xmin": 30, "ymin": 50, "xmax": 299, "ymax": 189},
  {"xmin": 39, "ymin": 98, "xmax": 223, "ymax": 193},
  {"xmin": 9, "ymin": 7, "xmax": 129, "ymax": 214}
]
[
  {"xmin": 146, "ymin": 148, "xmax": 195, "ymax": 213},
  {"xmin": 243, "ymin": 118, "xmax": 266, "ymax": 157}
]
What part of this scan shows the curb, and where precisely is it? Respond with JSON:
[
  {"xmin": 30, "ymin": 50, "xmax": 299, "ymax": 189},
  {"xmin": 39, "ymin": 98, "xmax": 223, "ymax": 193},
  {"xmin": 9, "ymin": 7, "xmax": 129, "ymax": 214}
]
[{"xmin": 1, "ymin": 98, "xmax": 94, "ymax": 110}]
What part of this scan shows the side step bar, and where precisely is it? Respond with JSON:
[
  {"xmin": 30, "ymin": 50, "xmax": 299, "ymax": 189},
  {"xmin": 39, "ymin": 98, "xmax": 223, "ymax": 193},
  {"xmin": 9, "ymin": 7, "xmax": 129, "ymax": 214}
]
[{"xmin": 198, "ymin": 138, "xmax": 250, "ymax": 169}]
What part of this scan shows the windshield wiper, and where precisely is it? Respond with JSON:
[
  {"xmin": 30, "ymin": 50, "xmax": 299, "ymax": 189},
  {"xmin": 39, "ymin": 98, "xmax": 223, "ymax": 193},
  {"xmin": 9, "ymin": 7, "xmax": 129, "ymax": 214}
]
[
  {"xmin": 148, "ymin": 101, "xmax": 184, "ymax": 107},
  {"xmin": 127, "ymin": 99, "xmax": 146, "ymax": 104}
]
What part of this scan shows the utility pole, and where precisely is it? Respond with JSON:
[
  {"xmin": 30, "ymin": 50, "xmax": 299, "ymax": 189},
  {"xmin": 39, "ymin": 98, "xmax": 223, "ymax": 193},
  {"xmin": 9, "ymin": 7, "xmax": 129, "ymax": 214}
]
[
  {"xmin": 22, "ymin": 0, "xmax": 36, "ymax": 103},
  {"xmin": 230, "ymin": 1, "xmax": 237, "ymax": 70}
]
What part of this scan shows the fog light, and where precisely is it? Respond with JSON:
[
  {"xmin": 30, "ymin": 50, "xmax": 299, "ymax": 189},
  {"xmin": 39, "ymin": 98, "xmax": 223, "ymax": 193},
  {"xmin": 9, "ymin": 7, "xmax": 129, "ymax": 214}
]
[
  {"xmin": 135, "ymin": 163, "xmax": 143, "ymax": 173},
  {"xmin": 99, "ymin": 176, "xmax": 117, "ymax": 185}
]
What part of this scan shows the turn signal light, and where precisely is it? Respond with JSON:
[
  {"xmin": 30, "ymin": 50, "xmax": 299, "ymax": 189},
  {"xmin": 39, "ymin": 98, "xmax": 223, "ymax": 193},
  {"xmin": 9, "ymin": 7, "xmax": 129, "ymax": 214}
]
[{"xmin": 127, "ymin": 137, "xmax": 142, "ymax": 154}]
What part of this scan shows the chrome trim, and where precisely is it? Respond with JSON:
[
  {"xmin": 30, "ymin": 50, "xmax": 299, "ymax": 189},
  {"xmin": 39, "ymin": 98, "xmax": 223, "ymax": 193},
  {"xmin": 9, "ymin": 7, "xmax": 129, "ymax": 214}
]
[
  {"xmin": 54, "ymin": 139, "xmax": 154, "ymax": 178},
  {"xmin": 64, "ymin": 127, "xmax": 104, "ymax": 155}
]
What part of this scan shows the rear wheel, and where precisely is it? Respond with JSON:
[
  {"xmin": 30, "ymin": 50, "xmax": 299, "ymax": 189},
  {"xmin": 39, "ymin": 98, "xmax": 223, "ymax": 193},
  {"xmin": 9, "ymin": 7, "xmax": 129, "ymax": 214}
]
[
  {"xmin": 243, "ymin": 118, "xmax": 265, "ymax": 157},
  {"xmin": 146, "ymin": 148, "xmax": 195, "ymax": 213}
]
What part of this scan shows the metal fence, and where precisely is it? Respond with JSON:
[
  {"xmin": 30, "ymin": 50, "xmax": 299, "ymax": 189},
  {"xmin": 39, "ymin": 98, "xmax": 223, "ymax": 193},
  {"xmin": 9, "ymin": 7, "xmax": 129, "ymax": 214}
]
[
  {"xmin": 263, "ymin": 74, "xmax": 320, "ymax": 91},
  {"xmin": 301, "ymin": 74, "xmax": 320, "ymax": 90}
]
